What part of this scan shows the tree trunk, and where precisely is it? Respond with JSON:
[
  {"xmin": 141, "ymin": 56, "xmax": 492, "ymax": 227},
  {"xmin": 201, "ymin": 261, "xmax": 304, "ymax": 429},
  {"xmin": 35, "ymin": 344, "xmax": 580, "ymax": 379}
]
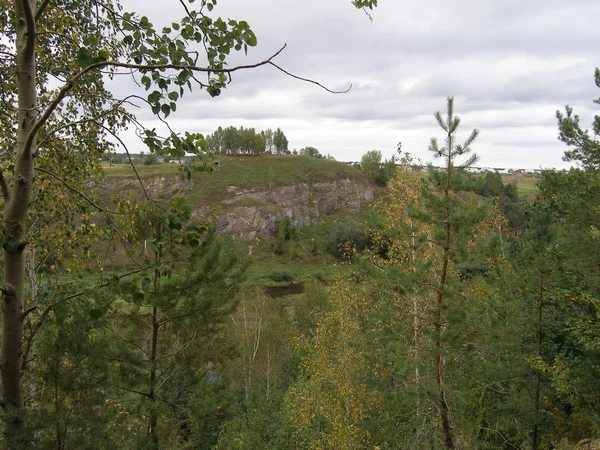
[
  {"xmin": 149, "ymin": 305, "xmax": 159, "ymax": 450},
  {"xmin": 436, "ymin": 139, "xmax": 455, "ymax": 449},
  {"xmin": 2, "ymin": 0, "xmax": 37, "ymax": 442},
  {"xmin": 532, "ymin": 270, "xmax": 544, "ymax": 450}
]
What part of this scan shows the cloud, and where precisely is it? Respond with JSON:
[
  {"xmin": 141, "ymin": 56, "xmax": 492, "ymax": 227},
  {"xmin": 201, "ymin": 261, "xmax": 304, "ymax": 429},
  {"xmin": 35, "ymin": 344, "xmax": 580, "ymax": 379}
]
[{"xmin": 114, "ymin": 0, "xmax": 599, "ymax": 169}]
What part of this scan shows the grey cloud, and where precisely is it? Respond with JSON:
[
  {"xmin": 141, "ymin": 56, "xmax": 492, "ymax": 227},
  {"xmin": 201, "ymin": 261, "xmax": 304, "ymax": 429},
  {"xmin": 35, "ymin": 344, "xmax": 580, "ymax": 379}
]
[{"xmin": 114, "ymin": 0, "xmax": 598, "ymax": 168}]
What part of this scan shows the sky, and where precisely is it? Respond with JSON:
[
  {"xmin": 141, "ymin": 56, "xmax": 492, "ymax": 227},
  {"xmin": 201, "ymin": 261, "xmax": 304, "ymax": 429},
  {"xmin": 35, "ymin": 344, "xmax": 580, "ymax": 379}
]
[{"xmin": 117, "ymin": 0, "xmax": 599, "ymax": 169}]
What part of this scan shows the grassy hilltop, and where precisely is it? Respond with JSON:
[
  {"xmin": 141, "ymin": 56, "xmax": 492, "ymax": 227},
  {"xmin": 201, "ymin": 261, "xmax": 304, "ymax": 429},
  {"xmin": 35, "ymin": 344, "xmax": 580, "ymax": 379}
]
[{"xmin": 102, "ymin": 154, "xmax": 366, "ymax": 209}]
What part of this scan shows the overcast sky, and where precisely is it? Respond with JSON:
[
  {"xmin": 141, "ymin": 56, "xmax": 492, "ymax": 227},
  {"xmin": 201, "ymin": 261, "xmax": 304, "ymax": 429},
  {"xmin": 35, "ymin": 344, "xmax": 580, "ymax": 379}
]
[{"xmin": 118, "ymin": 0, "xmax": 599, "ymax": 169}]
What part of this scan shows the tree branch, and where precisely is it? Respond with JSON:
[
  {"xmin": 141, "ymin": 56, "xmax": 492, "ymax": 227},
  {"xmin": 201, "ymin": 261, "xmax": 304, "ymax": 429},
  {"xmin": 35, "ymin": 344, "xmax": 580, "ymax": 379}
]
[
  {"xmin": 24, "ymin": 44, "xmax": 342, "ymax": 154},
  {"xmin": 94, "ymin": 120, "xmax": 152, "ymax": 203},
  {"xmin": 35, "ymin": 167, "xmax": 121, "ymax": 215},
  {"xmin": 22, "ymin": 264, "xmax": 156, "ymax": 371},
  {"xmin": 20, "ymin": 0, "xmax": 36, "ymax": 51},
  {"xmin": 105, "ymin": 324, "xmax": 150, "ymax": 359},
  {"xmin": 267, "ymin": 61, "xmax": 352, "ymax": 94},
  {"xmin": 36, "ymin": 97, "xmax": 135, "ymax": 150},
  {"xmin": 21, "ymin": 306, "xmax": 36, "ymax": 319},
  {"xmin": 34, "ymin": 0, "xmax": 52, "ymax": 21}
]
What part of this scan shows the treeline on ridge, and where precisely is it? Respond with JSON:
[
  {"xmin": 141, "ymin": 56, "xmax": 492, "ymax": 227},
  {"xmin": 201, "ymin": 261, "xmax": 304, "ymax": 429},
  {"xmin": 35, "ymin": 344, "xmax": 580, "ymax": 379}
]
[{"xmin": 205, "ymin": 126, "xmax": 290, "ymax": 155}]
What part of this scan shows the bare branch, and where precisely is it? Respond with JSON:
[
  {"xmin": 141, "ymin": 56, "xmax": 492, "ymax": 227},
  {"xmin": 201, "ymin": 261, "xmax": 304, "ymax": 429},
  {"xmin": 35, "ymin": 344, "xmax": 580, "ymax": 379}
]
[
  {"xmin": 36, "ymin": 96, "xmax": 135, "ymax": 150},
  {"xmin": 267, "ymin": 61, "xmax": 352, "ymax": 94},
  {"xmin": 105, "ymin": 324, "xmax": 151, "ymax": 359},
  {"xmin": 35, "ymin": 167, "xmax": 121, "ymax": 215},
  {"xmin": 156, "ymin": 332, "xmax": 197, "ymax": 361},
  {"xmin": 22, "ymin": 305, "xmax": 50, "ymax": 370},
  {"xmin": 21, "ymin": 306, "xmax": 36, "ymax": 319},
  {"xmin": 95, "ymin": 121, "xmax": 152, "ymax": 203}
]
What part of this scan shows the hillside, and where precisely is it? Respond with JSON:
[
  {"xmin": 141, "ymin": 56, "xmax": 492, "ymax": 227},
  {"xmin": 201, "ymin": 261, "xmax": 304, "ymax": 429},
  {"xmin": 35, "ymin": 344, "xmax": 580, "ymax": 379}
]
[{"xmin": 102, "ymin": 155, "xmax": 374, "ymax": 239}]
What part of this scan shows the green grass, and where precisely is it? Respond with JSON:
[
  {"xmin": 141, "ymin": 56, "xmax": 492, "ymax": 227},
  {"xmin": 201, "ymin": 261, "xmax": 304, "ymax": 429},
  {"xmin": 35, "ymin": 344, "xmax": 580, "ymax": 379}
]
[
  {"xmin": 501, "ymin": 174, "xmax": 539, "ymax": 196},
  {"xmin": 101, "ymin": 161, "xmax": 182, "ymax": 178},
  {"xmin": 102, "ymin": 155, "xmax": 365, "ymax": 208}
]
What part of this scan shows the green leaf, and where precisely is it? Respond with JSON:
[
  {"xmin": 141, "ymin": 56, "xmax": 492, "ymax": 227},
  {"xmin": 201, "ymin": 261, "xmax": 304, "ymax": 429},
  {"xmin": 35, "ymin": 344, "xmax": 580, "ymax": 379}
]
[
  {"xmin": 169, "ymin": 216, "xmax": 182, "ymax": 230},
  {"xmin": 141, "ymin": 75, "xmax": 151, "ymax": 90},
  {"xmin": 207, "ymin": 86, "xmax": 221, "ymax": 97},
  {"xmin": 148, "ymin": 90, "xmax": 161, "ymax": 104},
  {"xmin": 97, "ymin": 49, "xmax": 110, "ymax": 61},
  {"xmin": 119, "ymin": 280, "xmax": 135, "ymax": 294},
  {"xmin": 161, "ymin": 104, "xmax": 171, "ymax": 117},
  {"xmin": 76, "ymin": 47, "xmax": 92, "ymax": 68},
  {"xmin": 245, "ymin": 32, "xmax": 257, "ymax": 47}
]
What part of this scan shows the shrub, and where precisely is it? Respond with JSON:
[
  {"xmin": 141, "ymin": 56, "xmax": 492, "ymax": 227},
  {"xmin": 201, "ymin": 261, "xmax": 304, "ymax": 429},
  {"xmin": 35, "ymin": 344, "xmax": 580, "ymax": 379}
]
[
  {"xmin": 273, "ymin": 216, "xmax": 297, "ymax": 255},
  {"xmin": 327, "ymin": 220, "xmax": 368, "ymax": 260},
  {"xmin": 269, "ymin": 270, "xmax": 294, "ymax": 282},
  {"xmin": 143, "ymin": 153, "xmax": 159, "ymax": 165}
]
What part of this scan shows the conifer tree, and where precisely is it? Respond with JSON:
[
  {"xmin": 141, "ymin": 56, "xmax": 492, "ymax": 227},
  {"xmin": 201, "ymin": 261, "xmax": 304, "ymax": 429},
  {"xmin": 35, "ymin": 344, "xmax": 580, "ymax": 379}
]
[
  {"xmin": 103, "ymin": 196, "xmax": 245, "ymax": 448},
  {"xmin": 426, "ymin": 97, "xmax": 480, "ymax": 448}
]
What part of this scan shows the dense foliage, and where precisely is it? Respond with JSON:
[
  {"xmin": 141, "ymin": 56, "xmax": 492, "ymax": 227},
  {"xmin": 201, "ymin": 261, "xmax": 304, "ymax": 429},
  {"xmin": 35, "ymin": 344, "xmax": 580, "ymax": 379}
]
[
  {"xmin": 206, "ymin": 126, "xmax": 290, "ymax": 155},
  {"xmin": 1, "ymin": 0, "xmax": 599, "ymax": 447}
]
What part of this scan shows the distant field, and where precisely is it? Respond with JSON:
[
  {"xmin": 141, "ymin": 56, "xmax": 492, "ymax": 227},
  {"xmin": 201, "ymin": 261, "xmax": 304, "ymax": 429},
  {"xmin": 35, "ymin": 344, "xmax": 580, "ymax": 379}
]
[{"xmin": 501, "ymin": 174, "xmax": 539, "ymax": 196}]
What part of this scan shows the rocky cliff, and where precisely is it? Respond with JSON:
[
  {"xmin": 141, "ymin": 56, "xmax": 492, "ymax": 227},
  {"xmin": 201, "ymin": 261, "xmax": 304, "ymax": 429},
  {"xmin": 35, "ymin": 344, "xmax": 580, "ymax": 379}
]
[
  {"xmin": 217, "ymin": 178, "xmax": 374, "ymax": 240},
  {"xmin": 105, "ymin": 176, "xmax": 374, "ymax": 240}
]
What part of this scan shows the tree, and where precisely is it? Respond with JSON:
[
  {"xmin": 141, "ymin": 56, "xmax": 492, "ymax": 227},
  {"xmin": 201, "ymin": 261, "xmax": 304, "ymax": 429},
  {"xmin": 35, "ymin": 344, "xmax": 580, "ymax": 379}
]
[
  {"xmin": 272, "ymin": 128, "xmax": 289, "ymax": 155},
  {"xmin": 556, "ymin": 68, "xmax": 600, "ymax": 170},
  {"xmin": 206, "ymin": 126, "xmax": 225, "ymax": 153},
  {"xmin": 0, "ymin": 0, "xmax": 373, "ymax": 441},
  {"xmin": 361, "ymin": 150, "xmax": 383, "ymax": 180},
  {"xmin": 104, "ymin": 196, "xmax": 245, "ymax": 448},
  {"xmin": 287, "ymin": 277, "xmax": 378, "ymax": 449},
  {"xmin": 426, "ymin": 97, "xmax": 480, "ymax": 448},
  {"xmin": 263, "ymin": 128, "xmax": 275, "ymax": 153},
  {"xmin": 299, "ymin": 146, "xmax": 323, "ymax": 158},
  {"xmin": 360, "ymin": 149, "xmax": 397, "ymax": 185}
]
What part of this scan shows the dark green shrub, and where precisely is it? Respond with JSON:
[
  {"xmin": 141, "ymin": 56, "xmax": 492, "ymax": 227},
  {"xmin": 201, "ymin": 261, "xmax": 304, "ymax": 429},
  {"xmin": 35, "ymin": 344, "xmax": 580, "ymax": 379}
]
[
  {"xmin": 327, "ymin": 220, "xmax": 368, "ymax": 260},
  {"xmin": 273, "ymin": 216, "xmax": 297, "ymax": 255},
  {"xmin": 269, "ymin": 270, "xmax": 294, "ymax": 282}
]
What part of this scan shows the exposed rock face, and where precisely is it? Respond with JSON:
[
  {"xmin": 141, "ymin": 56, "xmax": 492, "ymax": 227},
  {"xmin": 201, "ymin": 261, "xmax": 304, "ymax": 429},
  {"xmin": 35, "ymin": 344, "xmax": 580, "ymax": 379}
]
[
  {"xmin": 105, "ymin": 177, "xmax": 374, "ymax": 240},
  {"xmin": 217, "ymin": 179, "xmax": 374, "ymax": 240}
]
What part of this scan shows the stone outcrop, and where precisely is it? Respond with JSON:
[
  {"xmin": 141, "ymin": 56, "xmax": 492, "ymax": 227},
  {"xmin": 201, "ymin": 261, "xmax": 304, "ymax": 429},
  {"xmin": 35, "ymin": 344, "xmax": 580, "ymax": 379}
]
[
  {"xmin": 217, "ymin": 179, "xmax": 374, "ymax": 240},
  {"xmin": 105, "ymin": 176, "xmax": 374, "ymax": 241}
]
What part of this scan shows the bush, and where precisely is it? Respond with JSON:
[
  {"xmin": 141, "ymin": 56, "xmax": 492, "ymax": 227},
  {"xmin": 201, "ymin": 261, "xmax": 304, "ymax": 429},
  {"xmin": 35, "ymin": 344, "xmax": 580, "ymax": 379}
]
[
  {"xmin": 273, "ymin": 216, "xmax": 297, "ymax": 255},
  {"xmin": 143, "ymin": 153, "xmax": 159, "ymax": 165},
  {"xmin": 269, "ymin": 270, "xmax": 294, "ymax": 282},
  {"xmin": 327, "ymin": 220, "xmax": 368, "ymax": 260}
]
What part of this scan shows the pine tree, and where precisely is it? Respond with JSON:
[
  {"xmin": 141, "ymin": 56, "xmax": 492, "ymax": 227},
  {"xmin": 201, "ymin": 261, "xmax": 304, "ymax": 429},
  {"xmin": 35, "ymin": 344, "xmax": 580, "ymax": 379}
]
[{"xmin": 425, "ymin": 97, "xmax": 480, "ymax": 448}]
